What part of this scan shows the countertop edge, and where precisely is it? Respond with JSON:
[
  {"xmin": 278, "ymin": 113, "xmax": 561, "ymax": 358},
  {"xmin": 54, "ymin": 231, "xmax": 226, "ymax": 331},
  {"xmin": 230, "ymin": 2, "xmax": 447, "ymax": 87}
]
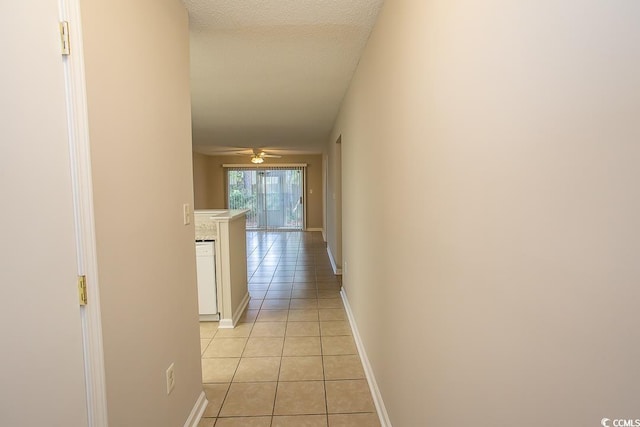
[{"xmin": 194, "ymin": 209, "xmax": 249, "ymax": 220}]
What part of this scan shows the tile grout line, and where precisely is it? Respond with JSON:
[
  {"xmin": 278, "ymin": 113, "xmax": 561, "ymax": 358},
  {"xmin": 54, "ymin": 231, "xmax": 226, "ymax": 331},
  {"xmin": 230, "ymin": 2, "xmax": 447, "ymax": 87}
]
[{"xmin": 205, "ymin": 232, "xmax": 349, "ymax": 426}]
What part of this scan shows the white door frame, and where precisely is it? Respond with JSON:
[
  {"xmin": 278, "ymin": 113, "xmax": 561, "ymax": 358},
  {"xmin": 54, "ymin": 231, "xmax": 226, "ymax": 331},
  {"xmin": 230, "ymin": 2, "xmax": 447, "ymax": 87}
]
[{"xmin": 59, "ymin": 0, "xmax": 108, "ymax": 424}]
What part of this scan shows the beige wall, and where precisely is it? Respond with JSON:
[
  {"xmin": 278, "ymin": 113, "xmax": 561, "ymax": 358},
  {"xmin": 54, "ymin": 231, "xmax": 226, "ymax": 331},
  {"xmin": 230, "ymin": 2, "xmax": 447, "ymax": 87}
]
[
  {"xmin": 192, "ymin": 154, "xmax": 228, "ymax": 210},
  {"xmin": 226, "ymin": 217, "xmax": 249, "ymax": 320},
  {"xmin": 193, "ymin": 152, "xmax": 212, "ymax": 208},
  {"xmin": 0, "ymin": 1, "xmax": 89, "ymax": 424},
  {"xmin": 329, "ymin": 1, "xmax": 640, "ymax": 425},
  {"xmin": 192, "ymin": 154, "xmax": 324, "ymax": 229},
  {"xmin": 81, "ymin": 1, "xmax": 203, "ymax": 425}
]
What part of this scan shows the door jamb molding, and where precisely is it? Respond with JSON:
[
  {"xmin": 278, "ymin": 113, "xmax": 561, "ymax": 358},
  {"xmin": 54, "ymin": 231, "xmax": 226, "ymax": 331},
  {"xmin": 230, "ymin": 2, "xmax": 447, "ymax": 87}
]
[{"xmin": 59, "ymin": 0, "xmax": 108, "ymax": 424}]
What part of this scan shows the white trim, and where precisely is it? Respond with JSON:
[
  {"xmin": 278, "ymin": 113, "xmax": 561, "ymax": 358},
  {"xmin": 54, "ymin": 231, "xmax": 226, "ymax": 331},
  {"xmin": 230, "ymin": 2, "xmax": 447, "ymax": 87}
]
[
  {"xmin": 327, "ymin": 245, "xmax": 342, "ymax": 275},
  {"xmin": 232, "ymin": 291, "xmax": 251, "ymax": 325},
  {"xmin": 218, "ymin": 291, "xmax": 250, "ymax": 329},
  {"xmin": 307, "ymin": 227, "xmax": 323, "ymax": 232},
  {"xmin": 340, "ymin": 289, "xmax": 392, "ymax": 427},
  {"xmin": 322, "ymin": 154, "xmax": 328, "ymax": 243},
  {"xmin": 218, "ymin": 318, "xmax": 234, "ymax": 329},
  {"xmin": 222, "ymin": 163, "xmax": 308, "ymax": 168},
  {"xmin": 303, "ymin": 166, "xmax": 308, "ymax": 231},
  {"xmin": 183, "ymin": 391, "xmax": 208, "ymax": 427},
  {"xmin": 59, "ymin": 0, "xmax": 108, "ymax": 425}
]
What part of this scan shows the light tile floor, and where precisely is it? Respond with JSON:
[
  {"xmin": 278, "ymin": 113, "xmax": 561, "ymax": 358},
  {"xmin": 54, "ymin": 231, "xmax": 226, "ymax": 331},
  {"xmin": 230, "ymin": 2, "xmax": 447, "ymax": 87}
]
[{"xmin": 199, "ymin": 231, "xmax": 380, "ymax": 427}]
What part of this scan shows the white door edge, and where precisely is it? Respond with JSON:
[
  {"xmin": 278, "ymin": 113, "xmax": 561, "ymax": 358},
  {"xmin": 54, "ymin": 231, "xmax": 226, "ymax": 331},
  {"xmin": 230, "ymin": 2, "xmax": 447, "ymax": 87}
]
[{"xmin": 59, "ymin": 0, "xmax": 108, "ymax": 425}]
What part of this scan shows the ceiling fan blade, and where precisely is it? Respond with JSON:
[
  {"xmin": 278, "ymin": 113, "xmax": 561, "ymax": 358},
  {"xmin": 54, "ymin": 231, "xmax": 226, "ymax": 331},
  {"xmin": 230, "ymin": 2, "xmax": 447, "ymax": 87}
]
[
  {"xmin": 206, "ymin": 148, "xmax": 254, "ymax": 155},
  {"xmin": 261, "ymin": 154, "xmax": 282, "ymax": 158}
]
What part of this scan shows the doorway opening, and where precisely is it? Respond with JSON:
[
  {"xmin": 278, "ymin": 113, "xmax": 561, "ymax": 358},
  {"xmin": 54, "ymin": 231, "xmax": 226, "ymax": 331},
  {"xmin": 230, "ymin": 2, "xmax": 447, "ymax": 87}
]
[{"xmin": 226, "ymin": 166, "xmax": 306, "ymax": 230}]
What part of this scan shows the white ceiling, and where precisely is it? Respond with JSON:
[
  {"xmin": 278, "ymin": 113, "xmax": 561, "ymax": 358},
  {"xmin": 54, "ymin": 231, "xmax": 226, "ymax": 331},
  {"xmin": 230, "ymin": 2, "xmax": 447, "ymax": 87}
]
[{"xmin": 183, "ymin": 0, "xmax": 384, "ymax": 155}]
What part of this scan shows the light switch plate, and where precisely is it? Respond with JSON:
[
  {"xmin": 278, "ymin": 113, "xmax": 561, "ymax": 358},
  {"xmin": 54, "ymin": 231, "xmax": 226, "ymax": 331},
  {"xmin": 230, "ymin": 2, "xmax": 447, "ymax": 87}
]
[
  {"xmin": 166, "ymin": 363, "xmax": 175, "ymax": 395},
  {"xmin": 183, "ymin": 203, "xmax": 191, "ymax": 225}
]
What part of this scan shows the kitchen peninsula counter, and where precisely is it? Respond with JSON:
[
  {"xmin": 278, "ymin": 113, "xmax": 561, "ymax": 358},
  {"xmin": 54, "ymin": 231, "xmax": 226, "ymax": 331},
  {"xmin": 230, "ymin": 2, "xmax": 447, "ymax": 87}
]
[{"xmin": 194, "ymin": 209, "xmax": 249, "ymax": 328}]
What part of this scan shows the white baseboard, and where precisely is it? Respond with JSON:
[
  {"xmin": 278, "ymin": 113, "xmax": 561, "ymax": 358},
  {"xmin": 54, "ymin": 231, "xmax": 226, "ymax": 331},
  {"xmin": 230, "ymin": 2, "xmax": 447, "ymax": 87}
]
[
  {"xmin": 218, "ymin": 291, "xmax": 250, "ymax": 329},
  {"xmin": 340, "ymin": 289, "xmax": 392, "ymax": 427},
  {"xmin": 233, "ymin": 292, "xmax": 250, "ymax": 326},
  {"xmin": 199, "ymin": 313, "xmax": 220, "ymax": 322},
  {"xmin": 218, "ymin": 318, "xmax": 234, "ymax": 328},
  {"xmin": 183, "ymin": 391, "xmax": 208, "ymax": 427},
  {"xmin": 327, "ymin": 245, "xmax": 342, "ymax": 275}
]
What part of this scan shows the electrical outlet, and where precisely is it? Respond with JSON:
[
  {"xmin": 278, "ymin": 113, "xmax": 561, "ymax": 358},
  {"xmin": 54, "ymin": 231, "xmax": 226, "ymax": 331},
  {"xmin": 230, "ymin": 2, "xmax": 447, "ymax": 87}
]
[
  {"xmin": 183, "ymin": 203, "xmax": 191, "ymax": 225},
  {"xmin": 166, "ymin": 363, "xmax": 175, "ymax": 395}
]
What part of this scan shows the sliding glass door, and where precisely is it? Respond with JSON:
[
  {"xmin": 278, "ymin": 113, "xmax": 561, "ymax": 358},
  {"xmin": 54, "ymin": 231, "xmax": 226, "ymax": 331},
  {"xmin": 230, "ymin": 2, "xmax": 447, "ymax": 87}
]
[{"xmin": 227, "ymin": 166, "xmax": 305, "ymax": 230}]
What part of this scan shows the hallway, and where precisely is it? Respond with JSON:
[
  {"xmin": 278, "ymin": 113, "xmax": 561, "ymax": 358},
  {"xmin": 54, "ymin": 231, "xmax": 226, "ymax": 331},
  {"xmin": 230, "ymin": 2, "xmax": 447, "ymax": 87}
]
[{"xmin": 198, "ymin": 231, "xmax": 380, "ymax": 427}]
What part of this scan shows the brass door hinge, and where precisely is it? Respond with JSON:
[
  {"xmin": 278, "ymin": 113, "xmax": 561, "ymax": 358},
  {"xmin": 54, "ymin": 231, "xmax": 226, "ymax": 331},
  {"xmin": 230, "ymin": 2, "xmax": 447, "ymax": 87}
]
[
  {"xmin": 78, "ymin": 275, "xmax": 88, "ymax": 306},
  {"xmin": 60, "ymin": 21, "xmax": 70, "ymax": 56}
]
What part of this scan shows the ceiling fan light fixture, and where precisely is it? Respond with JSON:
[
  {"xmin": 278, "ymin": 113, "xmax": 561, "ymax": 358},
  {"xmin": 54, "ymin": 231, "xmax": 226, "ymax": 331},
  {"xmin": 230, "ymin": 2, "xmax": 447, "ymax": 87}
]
[{"xmin": 251, "ymin": 155, "xmax": 264, "ymax": 164}]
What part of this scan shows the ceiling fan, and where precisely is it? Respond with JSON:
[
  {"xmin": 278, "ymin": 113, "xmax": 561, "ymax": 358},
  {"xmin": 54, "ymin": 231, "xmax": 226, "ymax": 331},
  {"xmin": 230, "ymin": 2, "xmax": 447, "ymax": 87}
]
[
  {"xmin": 248, "ymin": 150, "xmax": 281, "ymax": 164},
  {"xmin": 211, "ymin": 147, "xmax": 283, "ymax": 164}
]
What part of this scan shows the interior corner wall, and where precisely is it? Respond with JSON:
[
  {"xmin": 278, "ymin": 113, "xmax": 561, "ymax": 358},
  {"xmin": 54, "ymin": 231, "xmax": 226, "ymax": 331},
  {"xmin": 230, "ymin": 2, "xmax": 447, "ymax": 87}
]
[
  {"xmin": 199, "ymin": 155, "xmax": 228, "ymax": 209},
  {"xmin": 329, "ymin": 0, "xmax": 640, "ymax": 425},
  {"xmin": 81, "ymin": 1, "xmax": 202, "ymax": 425},
  {"xmin": 193, "ymin": 151, "xmax": 212, "ymax": 209}
]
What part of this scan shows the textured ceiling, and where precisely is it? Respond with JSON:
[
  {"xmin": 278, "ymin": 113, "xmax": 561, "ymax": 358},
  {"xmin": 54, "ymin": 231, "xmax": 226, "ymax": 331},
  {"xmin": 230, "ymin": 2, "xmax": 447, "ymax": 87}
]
[{"xmin": 183, "ymin": 0, "xmax": 384, "ymax": 155}]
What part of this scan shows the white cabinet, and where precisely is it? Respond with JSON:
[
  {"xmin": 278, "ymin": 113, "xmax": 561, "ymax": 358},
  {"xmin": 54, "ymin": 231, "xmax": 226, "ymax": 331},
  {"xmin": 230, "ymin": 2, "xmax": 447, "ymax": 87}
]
[{"xmin": 195, "ymin": 241, "xmax": 218, "ymax": 320}]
